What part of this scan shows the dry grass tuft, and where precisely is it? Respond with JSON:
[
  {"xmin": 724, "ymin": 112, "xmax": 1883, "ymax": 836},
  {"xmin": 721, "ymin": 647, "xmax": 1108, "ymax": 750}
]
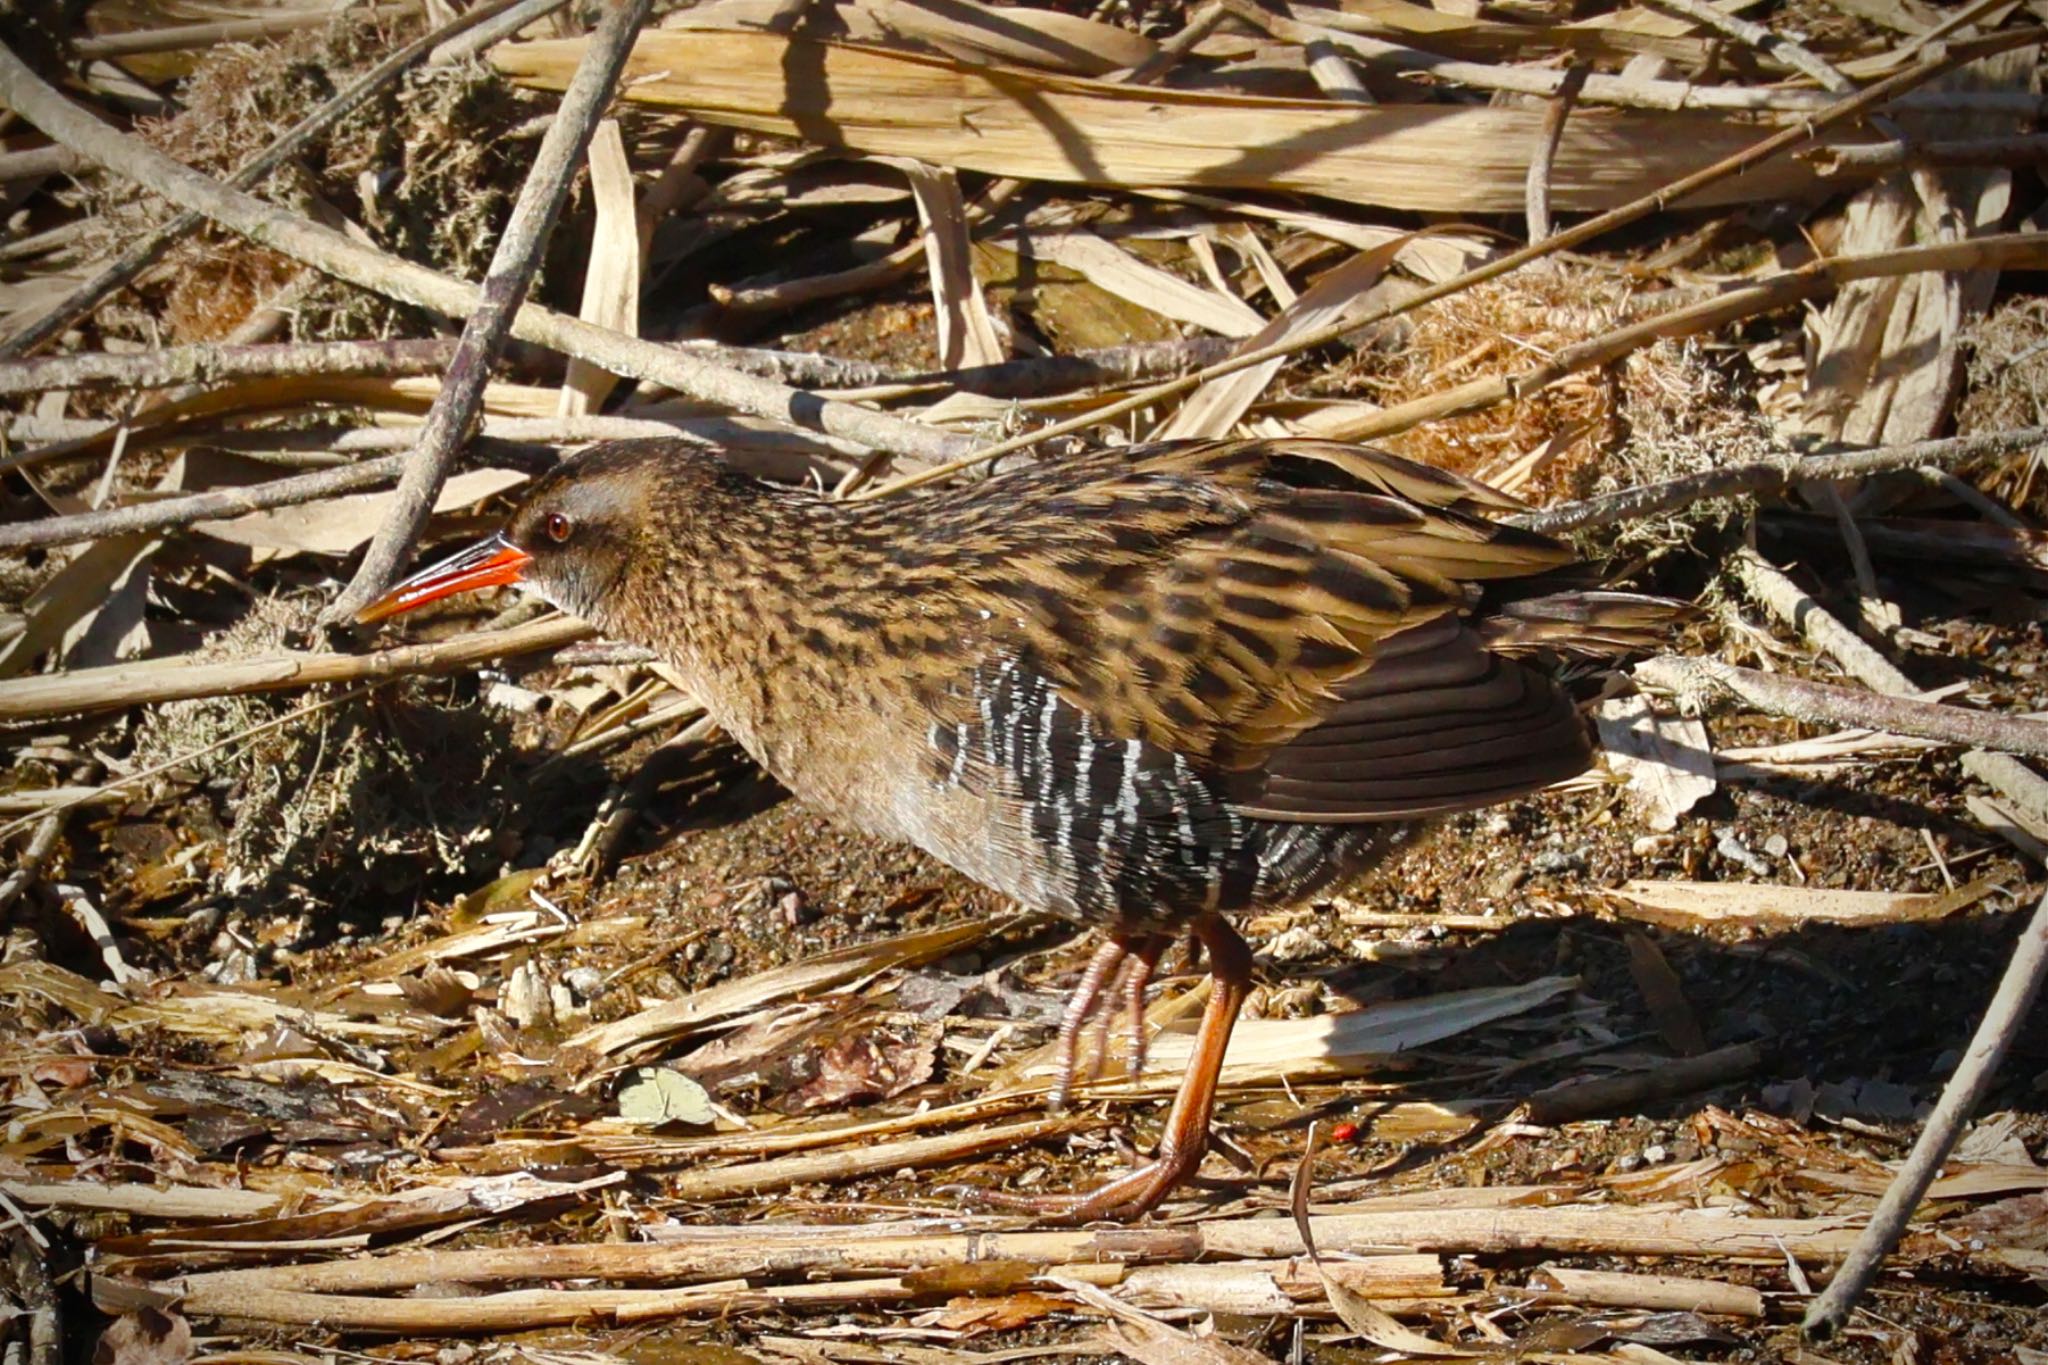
[
  {"xmin": 1336, "ymin": 260, "xmax": 1773, "ymax": 536},
  {"xmin": 130, "ymin": 597, "xmax": 514, "ymax": 909},
  {"xmin": 68, "ymin": 10, "xmax": 546, "ymax": 344},
  {"xmin": 1959, "ymin": 295, "xmax": 2048, "ymax": 517}
]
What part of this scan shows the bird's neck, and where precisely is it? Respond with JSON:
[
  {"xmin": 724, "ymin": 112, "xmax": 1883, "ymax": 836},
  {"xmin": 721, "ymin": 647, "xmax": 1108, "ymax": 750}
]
[{"xmin": 595, "ymin": 481, "xmax": 907, "ymax": 761}]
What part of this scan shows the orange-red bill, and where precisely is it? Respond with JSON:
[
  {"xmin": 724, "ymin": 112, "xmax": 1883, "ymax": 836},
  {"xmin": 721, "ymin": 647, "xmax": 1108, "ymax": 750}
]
[{"xmin": 355, "ymin": 536, "xmax": 533, "ymax": 624}]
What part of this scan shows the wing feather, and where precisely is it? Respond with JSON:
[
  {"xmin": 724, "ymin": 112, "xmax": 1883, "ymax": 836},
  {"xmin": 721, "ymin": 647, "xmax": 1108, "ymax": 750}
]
[{"xmin": 920, "ymin": 439, "xmax": 1646, "ymax": 811}]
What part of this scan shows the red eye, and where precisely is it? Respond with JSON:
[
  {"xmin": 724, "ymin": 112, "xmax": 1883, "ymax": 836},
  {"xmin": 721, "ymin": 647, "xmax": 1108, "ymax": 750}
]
[{"xmin": 543, "ymin": 512, "xmax": 573, "ymax": 543}]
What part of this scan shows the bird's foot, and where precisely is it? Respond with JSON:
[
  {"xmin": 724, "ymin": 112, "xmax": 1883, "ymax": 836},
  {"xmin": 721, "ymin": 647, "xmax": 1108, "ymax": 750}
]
[
  {"xmin": 938, "ymin": 1134, "xmax": 1206, "ymax": 1222},
  {"xmin": 1049, "ymin": 930, "xmax": 1169, "ymax": 1110}
]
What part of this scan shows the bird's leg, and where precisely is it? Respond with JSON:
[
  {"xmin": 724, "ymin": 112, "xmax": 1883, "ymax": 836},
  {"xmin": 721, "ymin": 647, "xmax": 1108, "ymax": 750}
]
[
  {"xmin": 1029, "ymin": 912, "xmax": 1253, "ymax": 1222},
  {"xmin": 1050, "ymin": 934, "xmax": 1136, "ymax": 1112},
  {"xmin": 1120, "ymin": 933, "xmax": 1170, "ymax": 1083}
]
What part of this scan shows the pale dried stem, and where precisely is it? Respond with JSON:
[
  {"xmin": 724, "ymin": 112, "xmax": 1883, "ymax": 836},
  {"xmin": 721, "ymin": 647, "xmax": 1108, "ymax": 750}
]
[
  {"xmin": 0, "ymin": 451, "xmax": 414, "ymax": 551},
  {"xmin": 0, "ymin": 617, "xmax": 589, "ymax": 726},
  {"xmin": 0, "ymin": 338, "xmax": 454, "ymax": 395},
  {"xmin": 72, "ymin": 4, "xmax": 421, "ymax": 58},
  {"xmin": 1811, "ymin": 133, "xmax": 2048, "ymax": 174},
  {"xmin": 0, "ymin": 764, "xmax": 92, "ymax": 901},
  {"xmin": 1731, "ymin": 546, "xmax": 2048, "ymax": 837},
  {"xmin": 1804, "ymin": 883, "xmax": 2048, "ymax": 1339},
  {"xmin": 0, "ymin": 146, "xmax": 84, "ymax": 182},
  {"xmin": 159, "ymin": 1204, "xmax": 1868, "ymax": 1312},
  {"xmin": 431, "ymin": 0, "xmax": 572, "ymax": 65},
  {"xmin": 1639, "ymin": 0, "xmax": 1856, "ymax": 93}
]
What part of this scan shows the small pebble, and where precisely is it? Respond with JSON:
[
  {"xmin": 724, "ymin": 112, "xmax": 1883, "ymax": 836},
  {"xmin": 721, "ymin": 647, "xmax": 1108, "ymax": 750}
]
[
  {"xmin": 1763, "ymin": 833, "xmax": 1790, "ymax": 858},
  {"xmin": 1716, "ymin": 830, "xmax": 1770, "ymax": 876},
  {"xmin": 777, "ymin": 890, "xmax": 814, "ymax": 927},
  {"xmin": 564, "ymin": 966, "xmax": 604, "ymax": 1000},
  {"xmin": 1531, "ymin": 847, "xmax": 1585, "ymax": 875},
  {"xmin": 1642, "ymin": 1143, "xmax": 1669, "ymax": 1164}
]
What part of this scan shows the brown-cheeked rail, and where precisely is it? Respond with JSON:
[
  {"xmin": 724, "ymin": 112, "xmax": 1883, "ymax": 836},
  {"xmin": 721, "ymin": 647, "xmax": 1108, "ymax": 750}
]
[{"xmin": 360, "ymin": 436, "xmax": 1683, "ymax": 1220}]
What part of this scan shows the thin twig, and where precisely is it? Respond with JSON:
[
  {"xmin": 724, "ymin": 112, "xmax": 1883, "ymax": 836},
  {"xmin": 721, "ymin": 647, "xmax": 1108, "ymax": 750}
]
[
  {"xmin": 862, "ymin": 28, "xmax": 2048, "ymax": 498},
  {"xmin": 0, "ymin": 617, "xmax": 590, "ymax": 726},
  {"xmin": 1803, "ymin": 884, "xmax": 2048, "ymax": 1339},
  {"xmin": 1634, "ymin": 654, "xmax": 2048, "ymax": 758},
  {"xmin": 1512, "ymin": 426, "xmax": 2048, "ymax": 534},
  {"xmin": 1808, "ymin": 133, "xmax": 2048, "ymax": 174},
  {"xmin": 0, "ymin": 0, "xmax": 548, "ymax": 359},
  {"xmin": 0, "ymin": 764, "xmax": 94, "ymax": 909},
  {"xmin": 0, "ymin": 451, "xmax": 413, "ymax": 551},
  {"xmin": 1731, "ymin": 546, "xmax": 2048, "ymax": 833},
  {"xmin": 329, "ymin": 0, "xmax": 654, "ymax": 623},
  {"xmin": 72, "ymin": 4, "xmax": 421, "ymax": 58},
  {"xmin": 1638, "ymin": 0, "xmax": 1856, "ymax": 93},
  {"xmin": 679, "ymin": 336, "xmax": 1237, "ymax": 396},
  {"xmin": 431, "ymin": 0, "xmax": 572, "ymax": 66},
  {"xmin": 0, "ymin": 338, "xmax": 455, "ymax": 395}
]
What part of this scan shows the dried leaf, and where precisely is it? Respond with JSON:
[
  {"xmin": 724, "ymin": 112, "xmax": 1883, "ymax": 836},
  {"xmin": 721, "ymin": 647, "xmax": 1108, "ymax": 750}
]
[
  {"xmin": 1624, "ymin": 930, "xmax": 1706, "ymax": 1058},
  {"xmin": 200, "ymin": 468, "xmax": 528, "ymax": 556},
  {"xmin": 893, "ymin": 159, "xmax": 1006, "ymax": 368},
  {"xmin": 1596, "ymin": 694, "xmax": 1715, "ymax": 832},
  {"xmin": 494, "ymin": 31, "xmax": 1826, "ymax": 213},
  {"xmin": 617, "ymin": 1067, "xmax": 716, "ymax": 1127},
  {"xmin": 790, "ymin": 1020, "xmax": 939, "ymax": 1109},
  {"xmin": 0, "ymin": 533, "xmax": 161, "ymax": 678},
  {"xmin": 1008, "ymin": 229, "xmax": 1265, "ymax": 337},
  {"xmin": 93, "ymin": 1308, "xmax": 191, "ymax": 1365},
  {"xmin": 1155, "ymin": 238, "xmax": 1410, "ymax": 440}
]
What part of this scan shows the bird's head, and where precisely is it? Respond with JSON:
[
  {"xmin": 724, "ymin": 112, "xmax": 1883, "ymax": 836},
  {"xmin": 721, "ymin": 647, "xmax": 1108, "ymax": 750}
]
[{"xmin": 356, "ymin": 441, "xmax": 710, "ymax": 628}]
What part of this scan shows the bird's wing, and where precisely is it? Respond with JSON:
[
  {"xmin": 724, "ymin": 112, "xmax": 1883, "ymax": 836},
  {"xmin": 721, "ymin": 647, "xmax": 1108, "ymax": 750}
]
[{"xmin": 958, "ymin": 439, "xmax": 1582, "ymax": 804}]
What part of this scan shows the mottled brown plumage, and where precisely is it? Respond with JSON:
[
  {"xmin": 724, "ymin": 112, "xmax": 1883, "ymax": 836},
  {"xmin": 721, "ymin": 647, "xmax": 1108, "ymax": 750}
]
[{"xmin": 363, "ymin": 436, "xmax": 1680, "ymax": 1219}]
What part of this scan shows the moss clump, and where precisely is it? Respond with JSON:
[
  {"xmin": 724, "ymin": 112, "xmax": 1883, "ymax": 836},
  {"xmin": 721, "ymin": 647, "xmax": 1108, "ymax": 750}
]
[{"xmin": 131, "ymin": 597, "xmax": 516, "ymax": 910}]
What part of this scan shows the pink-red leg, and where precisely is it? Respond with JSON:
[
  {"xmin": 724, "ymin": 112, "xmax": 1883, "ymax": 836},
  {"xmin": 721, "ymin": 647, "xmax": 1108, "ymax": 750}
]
[
  {"xmin": 1120, "ymin": 933, "xmax": 1169, "ymax": 1082},
  {"xmin": 1051, "ymin": 935, "xmax": 1134, "ymax": 1112}
]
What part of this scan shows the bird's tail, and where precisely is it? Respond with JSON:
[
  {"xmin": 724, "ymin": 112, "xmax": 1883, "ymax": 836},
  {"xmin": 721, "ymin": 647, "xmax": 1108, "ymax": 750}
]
[{"xmin": 1476, "ymin": 589, "xmax": 1693, "ymax": 657}]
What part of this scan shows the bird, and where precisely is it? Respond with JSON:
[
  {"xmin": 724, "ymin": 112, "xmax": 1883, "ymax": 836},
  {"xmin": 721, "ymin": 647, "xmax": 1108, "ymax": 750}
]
[{"xmin": 359, "ymin": 436, "xmax": 1680, "ymax": 1220}]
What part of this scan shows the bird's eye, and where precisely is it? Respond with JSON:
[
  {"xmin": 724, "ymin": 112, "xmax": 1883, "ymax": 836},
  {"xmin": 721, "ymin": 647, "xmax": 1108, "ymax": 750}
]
[{"xmin": 543, "ymin": 512, "xmax": 573, "ymax": 544}]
